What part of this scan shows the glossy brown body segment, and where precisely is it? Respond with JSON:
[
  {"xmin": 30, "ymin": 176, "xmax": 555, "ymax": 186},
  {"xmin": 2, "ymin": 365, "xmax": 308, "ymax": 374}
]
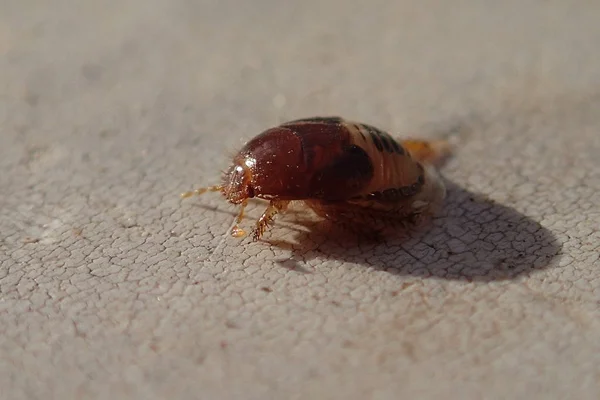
[
  {"xmin": 182, "ymin": 116, "xmax": 449, "ymax": 241},
  {"xmin": 224, "ymin": 118, "xmax": 375, "ymax": 203}
]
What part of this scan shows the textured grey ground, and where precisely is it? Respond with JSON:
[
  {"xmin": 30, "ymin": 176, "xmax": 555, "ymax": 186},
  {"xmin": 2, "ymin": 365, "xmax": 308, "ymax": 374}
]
[{"xmin": 1, "ymin": 0, "xmax": 600, "ymax": 399}]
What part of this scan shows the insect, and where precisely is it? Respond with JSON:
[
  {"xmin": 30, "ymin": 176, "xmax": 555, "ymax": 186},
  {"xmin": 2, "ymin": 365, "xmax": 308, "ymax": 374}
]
[{"xmin": 181, "ymin": 116, "xmax": 451, "ymax": 241}]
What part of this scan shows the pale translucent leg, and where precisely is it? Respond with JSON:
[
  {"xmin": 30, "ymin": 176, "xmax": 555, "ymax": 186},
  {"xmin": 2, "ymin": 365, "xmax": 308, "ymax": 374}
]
[
  {"xmin": 400, "ymin": 139, "xmax": 452, "ymax": 166},
  {"xmin": 180, "ymin": 185, "xmax": 252, "ymax": 238},
  {"xmin": 230, "ymin": 199, "xmax": 248, "ymax": 238},
  {"xmin": 180, "ymin": 186, "xmax": 291, "ymax": 241},
  {"xmin": 252, "ymin": 200, "xmax": 289, "ymax": 241}
]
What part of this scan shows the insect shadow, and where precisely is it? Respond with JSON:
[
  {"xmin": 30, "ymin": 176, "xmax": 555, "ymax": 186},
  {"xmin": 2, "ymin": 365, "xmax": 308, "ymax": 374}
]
[{"xmin": 262, "ymin": 180, "xmax": 561, "ymax": 282}]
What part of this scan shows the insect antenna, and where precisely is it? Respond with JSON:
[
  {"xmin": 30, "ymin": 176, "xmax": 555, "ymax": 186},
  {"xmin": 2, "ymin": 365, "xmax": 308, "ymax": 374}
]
[{"xmin": 180, "ymin": 185, "xmax": 223, "ymax": 199}]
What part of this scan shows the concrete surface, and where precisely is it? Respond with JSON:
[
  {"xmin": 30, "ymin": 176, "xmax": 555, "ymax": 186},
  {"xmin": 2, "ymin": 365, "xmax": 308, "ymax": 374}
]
[{"xmin": 1, "ymin": 0, "xmax": 599, "ymax": 399}]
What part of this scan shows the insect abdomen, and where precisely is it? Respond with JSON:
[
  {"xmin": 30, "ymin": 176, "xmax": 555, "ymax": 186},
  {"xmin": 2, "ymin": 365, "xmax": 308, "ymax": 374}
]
[{"xmin": 344, "ymin": 121, "xmax": 424, "ymax": 197}]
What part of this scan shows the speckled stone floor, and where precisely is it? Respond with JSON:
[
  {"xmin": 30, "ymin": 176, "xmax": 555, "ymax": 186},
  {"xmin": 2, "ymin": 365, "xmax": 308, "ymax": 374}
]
[{"xmin": 1, "ymin": 1, "xmax": 599, "ymax": 399}]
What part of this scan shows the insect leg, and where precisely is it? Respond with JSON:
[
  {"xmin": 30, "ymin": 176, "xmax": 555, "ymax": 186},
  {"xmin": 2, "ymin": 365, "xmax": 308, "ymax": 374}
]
[
  {"xmin": 235, "ymin": 199, "xmax": 248, "ymax": 224},
  {"xmin": 252, "ymin": 200, "xmax": 289, "ymax": 241},
  {"xmin": 180, "ymin": 185, "xmax": 223, "ymax": 199},
  {"xmin": 306, "ymin": 200, "xmax": 422, "ymax": 240},
  {"xmin": 229, "ymin": 200, "xmax": 250, "ymax": 238},
  {"xmin": 400, "ymin": 139, "xmax": 452, "ymax": 166},
  {"xmin": 305, "ymin": 201, "xmax": 383, "ymax": 240},
  {"xmin": 329, "ymin": 213, "xmax": 384, "ymax": 241}
]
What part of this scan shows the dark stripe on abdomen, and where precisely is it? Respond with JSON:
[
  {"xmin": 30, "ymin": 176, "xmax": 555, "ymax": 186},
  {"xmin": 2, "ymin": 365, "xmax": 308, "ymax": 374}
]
[
  {"xmin": 284, "ymin": 116, "xmax": 343, "ymax": 125},
  {"xmin": 360, "ymin": 124, "xmax": 405, "ymax": 155},
  {"xmin": 364, "ymin": 182, "xmax": 423, "ymax": 202}
]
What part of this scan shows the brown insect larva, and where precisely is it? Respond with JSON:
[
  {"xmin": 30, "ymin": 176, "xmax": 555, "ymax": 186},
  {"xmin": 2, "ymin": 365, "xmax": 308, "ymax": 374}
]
[{"xmin": 181, "ymin": 116, "xmax": 451, "ymax": 241}]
